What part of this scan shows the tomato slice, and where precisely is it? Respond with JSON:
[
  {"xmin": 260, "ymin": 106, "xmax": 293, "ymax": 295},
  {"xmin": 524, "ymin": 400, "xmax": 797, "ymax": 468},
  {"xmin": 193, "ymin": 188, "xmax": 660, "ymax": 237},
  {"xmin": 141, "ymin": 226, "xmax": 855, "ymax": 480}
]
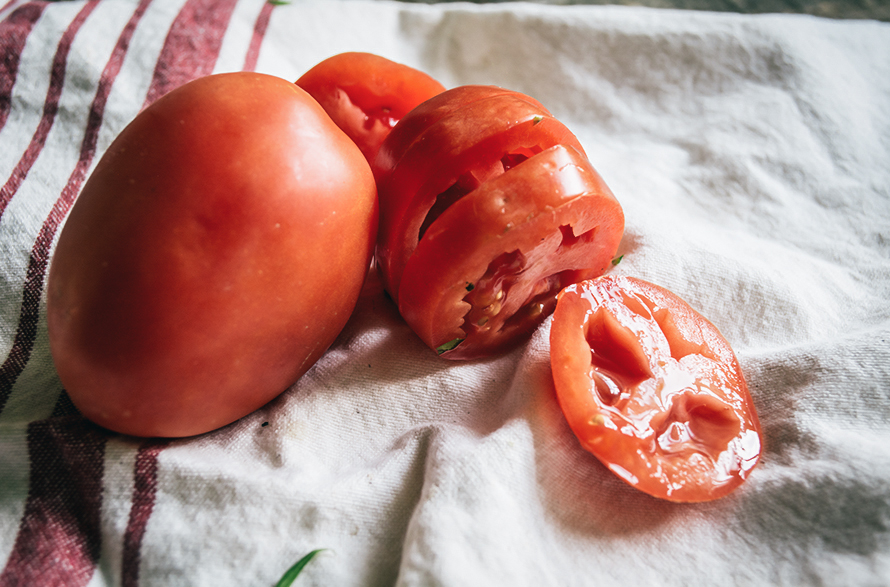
[
  {"xmin": 374, "ymin": 85, "xmax": 594, "ymax": 303},
  {"xmin": 296, "ymin": 52, "xmax": 445, "ymax": 163},
  {"xmin": 373, "ymin": 85, "xmax": 550, "ymax": 180},
  {"xmin": 550, "ymin": 276, "xmax": 762, "ymax": 502},
  {"xmin": 399, "ymin": 144, "xmax": 623, "ymax": 359}
]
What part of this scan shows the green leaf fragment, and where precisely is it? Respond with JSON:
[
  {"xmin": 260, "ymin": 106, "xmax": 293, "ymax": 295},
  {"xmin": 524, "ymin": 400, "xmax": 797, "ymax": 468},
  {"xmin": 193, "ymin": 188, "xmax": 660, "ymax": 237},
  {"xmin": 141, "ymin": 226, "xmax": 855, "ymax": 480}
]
[
  {"xmin": 267, "ymin": 0, "xmax": 290, "ymax": 5},
  {"xmin": 611, "ymin": 255, "xmax": 624, "ymax": 266},
  {"xmin": 532, "ymin": 115, "xmax": 544, "ymax": 125},
  {"xmin": 275, "ymin": 549, "xmax": 326, "ymax": 587},
  {"xmin": 436, "ymin": 338, "xmax": 464, "ymax": 354}
]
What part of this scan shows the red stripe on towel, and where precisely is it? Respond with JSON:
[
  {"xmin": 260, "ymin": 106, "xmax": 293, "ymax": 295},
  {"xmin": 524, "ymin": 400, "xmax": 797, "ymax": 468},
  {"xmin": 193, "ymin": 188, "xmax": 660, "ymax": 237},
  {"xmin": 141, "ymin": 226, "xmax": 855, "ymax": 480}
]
[
  {"xmin": 0, "ymin": 417, "xmax": 108, "ymax": 587},
  {"xmin": 142, "ymin": 0, "xmax": 239, "ymax": 107},
  {"xmin": 0, "ymin": 1, "xmax": 23, "ymax": 15},
  {"xmin": 0, "ymin": 1, "xmax": 48, "ymax": 132},
  {"xmin": 121, "ymin": 441, "xmax": 167, "ymax": 587},
  {"xmin": 0, "ymin": 0, "xmax": 99, "ymax": 220},
  {"xmin": 242, "ymin": 0, "xmax": 274, "ymax": 72},
  {"xmin": 0, "ymin": 1, "xmax": 154, "ymax": 578},
  {"xmin": 2, "ymin": 1, "xmax": 257, "ymax": 581},
  {"xmin": 0, "ymin": 0, "xmax": 151, "ymax": 417}
]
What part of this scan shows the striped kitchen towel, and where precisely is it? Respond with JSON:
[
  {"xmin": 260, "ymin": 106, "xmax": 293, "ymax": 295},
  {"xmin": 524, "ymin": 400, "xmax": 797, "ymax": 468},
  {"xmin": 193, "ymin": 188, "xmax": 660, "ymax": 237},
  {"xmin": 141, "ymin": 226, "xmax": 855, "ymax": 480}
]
[{"xmin": 1, "ymin": 1, "xmax": 889, "ymax": 586}]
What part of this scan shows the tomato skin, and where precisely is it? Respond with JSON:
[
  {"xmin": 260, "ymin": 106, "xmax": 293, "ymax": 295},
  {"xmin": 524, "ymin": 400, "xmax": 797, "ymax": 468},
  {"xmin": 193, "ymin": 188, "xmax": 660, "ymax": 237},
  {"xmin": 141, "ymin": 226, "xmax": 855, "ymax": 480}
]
[
  {"xmin": 296, "ymin": 52, "xmax": 445, "ymax": 164},
  {"xmin": 374, "ymin": 85, "xmax": 623, "ymax": 359},
  {"xmin": 47, "ymin": 72, "xmax": 377, "ymax": 438},
  {"xmin": 550, "ymin": 276, "xmax": 762, "ymax": 502}
]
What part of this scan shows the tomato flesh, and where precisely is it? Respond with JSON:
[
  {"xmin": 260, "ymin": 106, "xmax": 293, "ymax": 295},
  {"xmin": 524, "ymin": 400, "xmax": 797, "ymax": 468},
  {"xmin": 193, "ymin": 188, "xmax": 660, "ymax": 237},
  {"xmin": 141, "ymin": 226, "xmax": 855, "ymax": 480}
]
[
  {"xmin": 550, "ymin": 276, "xmax": 762, "ymax": 502},
  {"xmin": 296, "ymin": 52, "xmax": 445, "ymax": 163}
]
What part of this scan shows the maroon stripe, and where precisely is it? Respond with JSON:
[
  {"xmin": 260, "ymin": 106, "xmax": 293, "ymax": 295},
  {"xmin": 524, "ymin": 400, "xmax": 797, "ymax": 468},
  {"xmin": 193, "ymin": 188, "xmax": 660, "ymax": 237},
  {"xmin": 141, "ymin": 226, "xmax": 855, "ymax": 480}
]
[
  {"xmin": 0, "ymin": 417, "xmax": 108, "ymax": 587},
  {"xmin": 242, "ymin": 0, "xmax": 274, "ymax": 72},
  {"xmin": 141, "ymin": 0, "xmax": 239, "ymax": 108},
  {"xmin": 121, "ymin": 441, "xmax": 167, "ymax": 587},
  {"xmin": 0, "ymin": 0, "xmax": 99, "ymax": 220},
  {"xmin": 0, "ymin": 0, "xmax": 151, "ymax": 417},
  {"xmin": 0, "ymin": 2, "xmax": 49, "ymax": 132},
  {"xmin": 2, "ymin": 1, "xmax": 242, "ymax": 582},
  {"xmin": 0, "ymin": 2, "xmax": 153, "ymax": 578},
  {"xmin": 51, "ymin": 389, "xmax": 80, "ymax": 418},
  {"xmin": 0, "ymin": 0, "xmax": 21, "ymax": 14}
]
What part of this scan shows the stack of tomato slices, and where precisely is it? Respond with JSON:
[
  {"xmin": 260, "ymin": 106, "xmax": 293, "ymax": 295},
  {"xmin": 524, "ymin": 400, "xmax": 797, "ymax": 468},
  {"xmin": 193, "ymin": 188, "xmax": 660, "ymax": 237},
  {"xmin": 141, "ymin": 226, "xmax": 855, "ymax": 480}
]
[
  {"xmin": 297, "ymin": 53, "xmax": 762, "ymax": 502},
  {"xmin": 371, "ymin": 86, "xmax": 625, "ymax": 360},
  {"xmin": 304, "ymin": 58, "xmax": 761, "ymax": 502}
]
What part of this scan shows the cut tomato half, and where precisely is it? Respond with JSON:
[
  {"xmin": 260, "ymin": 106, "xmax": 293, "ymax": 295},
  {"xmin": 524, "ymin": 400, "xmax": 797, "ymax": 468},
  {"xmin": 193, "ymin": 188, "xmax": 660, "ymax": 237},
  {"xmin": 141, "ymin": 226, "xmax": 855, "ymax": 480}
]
[{"xmin": 296, "ymin": 52, "xmax": 445, "ymax": 163}]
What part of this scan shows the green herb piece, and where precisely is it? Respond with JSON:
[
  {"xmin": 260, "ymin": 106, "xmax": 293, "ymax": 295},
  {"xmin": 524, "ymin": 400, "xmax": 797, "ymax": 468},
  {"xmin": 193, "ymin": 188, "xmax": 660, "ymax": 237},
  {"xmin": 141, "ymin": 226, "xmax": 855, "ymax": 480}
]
[
  {"xmin": 436, "ymin": 338, "xmax": 463, "ymax": 354},
  {"xmin": 611, "ymin": 255, "xmax": 624, "ymax": 266},
  {"xmin": 267, "ymin": 0, "xmax": 290, "ymax": 5},
  {"xmin": 275, "ymin": 549, "xmax": 326, "ymax": 587},
  {"xmin": 465, "ymin": 282, "xmax": 474, "ymax": 292},
  {"xmin": 532, "ymin": 115, "xmax": 543, "ymax": 125}
]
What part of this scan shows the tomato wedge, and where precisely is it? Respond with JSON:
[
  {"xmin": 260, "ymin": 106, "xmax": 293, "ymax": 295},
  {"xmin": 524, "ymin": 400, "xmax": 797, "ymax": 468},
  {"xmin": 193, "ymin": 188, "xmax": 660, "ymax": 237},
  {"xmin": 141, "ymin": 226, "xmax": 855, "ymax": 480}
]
[
  {"xmin": 375, "ymin": 85, "xmax": 624, "ymax": 359},
  {"xmin": 296, "ymin": 52, "xmax": 445, "ymax": 163},
  {"xmin": 550, "ymin": 276, "xmax": 762, "ymax": 502}
]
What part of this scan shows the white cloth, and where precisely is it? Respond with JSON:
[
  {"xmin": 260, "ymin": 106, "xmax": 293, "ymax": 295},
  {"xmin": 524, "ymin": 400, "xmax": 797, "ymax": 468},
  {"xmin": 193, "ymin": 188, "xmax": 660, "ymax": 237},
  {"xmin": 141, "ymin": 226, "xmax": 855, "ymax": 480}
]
[{"xmin": 0, "ymin": 1, "xmax": 888, "ymax": 585}]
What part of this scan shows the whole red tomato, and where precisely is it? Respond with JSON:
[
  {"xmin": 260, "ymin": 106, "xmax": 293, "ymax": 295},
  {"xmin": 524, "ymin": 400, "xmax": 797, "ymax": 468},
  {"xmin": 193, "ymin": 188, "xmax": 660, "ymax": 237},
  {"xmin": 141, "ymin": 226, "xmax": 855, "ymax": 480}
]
[
  {"xmin": 296, "ymin": 52, "xmax": 445, "ymax": 164},
  {"xmin": 47, "ymin": 72, "xmax": 378, "ymax": 438},
  {"xmin": 549, "ymin": 276, "xmax": 762, "ymax": 502},
  {"xmin": 374, "ymin": 85, "xmax": 625, "ymax": 359}
]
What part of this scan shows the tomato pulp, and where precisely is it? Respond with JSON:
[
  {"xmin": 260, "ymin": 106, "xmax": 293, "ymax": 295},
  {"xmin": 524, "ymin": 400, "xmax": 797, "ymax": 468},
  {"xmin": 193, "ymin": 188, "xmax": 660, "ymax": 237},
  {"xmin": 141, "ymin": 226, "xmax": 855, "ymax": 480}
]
[
  {"xmin": 296, "ymin": 52, "xmax": 445, "ymax": 164},
  {"xmin": 374, "ymin": 85, "xmax": 625, "ymax": 359},
  {"xmin": 550, "ymin": 276, "xmax": 762, "ymax": 502},
  {"xmin": 47, "ymin": 73, "xmax": 378, "ymax": 438}
]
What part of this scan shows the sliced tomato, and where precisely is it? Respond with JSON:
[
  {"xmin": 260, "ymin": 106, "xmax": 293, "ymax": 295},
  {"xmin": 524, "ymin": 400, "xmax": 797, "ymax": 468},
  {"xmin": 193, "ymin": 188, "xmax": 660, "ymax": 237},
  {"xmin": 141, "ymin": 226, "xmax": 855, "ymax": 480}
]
[
  {"xmin": 296, "ymin": 52, "xmax": 445, "ymax": 163},
  {"xmin": 374, "ymin": 86, "xmax": 581, "ymax": 299},
  {"xmin": 550, "ymin": 276, "xmax": 762, "ymax": 502},
  {"xmin": 400, "ymin": 144, "xmax": 623, "ymax": 359},
  {"xmin": 375, "ymin": 85, "xmax": 624, "ymax": 359}
]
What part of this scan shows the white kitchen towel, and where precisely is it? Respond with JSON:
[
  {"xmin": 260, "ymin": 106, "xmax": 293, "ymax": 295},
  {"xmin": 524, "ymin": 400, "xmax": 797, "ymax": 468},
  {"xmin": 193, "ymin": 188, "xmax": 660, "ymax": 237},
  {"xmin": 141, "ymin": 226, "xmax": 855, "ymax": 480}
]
[{"xmin": 0, "ymin": 1, "xmax": 888, "ymax": 585}]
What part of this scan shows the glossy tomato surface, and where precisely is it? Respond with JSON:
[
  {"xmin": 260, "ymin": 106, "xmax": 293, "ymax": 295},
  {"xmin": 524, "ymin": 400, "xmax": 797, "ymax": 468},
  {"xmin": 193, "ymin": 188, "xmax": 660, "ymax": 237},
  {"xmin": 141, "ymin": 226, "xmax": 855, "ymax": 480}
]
[
  {"xmin": 374, "ymin": 85, "xmax": 624, "ymax": 359},
  {"xmin": 47, "ymin": 72, "xmax": 377, "ymax": 438},
  {"xmin": 296, "ymin": 52, "xmax": 445, "ymax": 163},
  {"xmin": 550, "ymin": 276, "xmax": 762, "ymax": 502}
]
